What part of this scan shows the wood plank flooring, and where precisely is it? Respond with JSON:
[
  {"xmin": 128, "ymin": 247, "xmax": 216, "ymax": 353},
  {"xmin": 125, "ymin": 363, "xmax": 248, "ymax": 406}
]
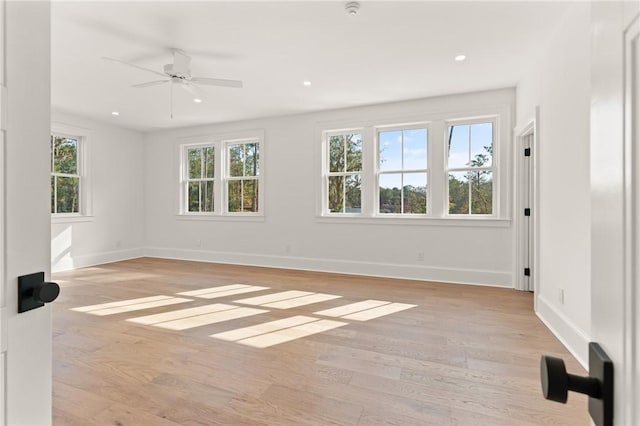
[{"xmin": 53, "ymin": 258, "xmax": 588, "ymax": 425}]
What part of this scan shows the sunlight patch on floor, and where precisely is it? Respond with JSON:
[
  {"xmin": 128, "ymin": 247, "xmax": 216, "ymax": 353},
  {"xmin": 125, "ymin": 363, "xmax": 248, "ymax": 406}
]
[
  {"xmin": 212, "ymin": 316, "xmax": 348, "ymax": 348},
  {"xmin": 71, "ymin": 295, "xmax": 192, "ymax": 316},
  {"xmin": 150, "ymin": 306, "xmax": 268, "ymax": 331},
  {"xmin": 177, "ymin": 284, "xmax": 270, "ymax": 299},
  {"xmin": 315, "ymin": 300, "xmax": 417, "ymax": 321}
]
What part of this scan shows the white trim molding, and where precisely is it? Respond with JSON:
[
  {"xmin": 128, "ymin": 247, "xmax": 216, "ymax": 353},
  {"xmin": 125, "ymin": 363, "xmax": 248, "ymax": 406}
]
[{"xmin": 143, "ymin": 247, "xmax": 513, "ymax": 288}]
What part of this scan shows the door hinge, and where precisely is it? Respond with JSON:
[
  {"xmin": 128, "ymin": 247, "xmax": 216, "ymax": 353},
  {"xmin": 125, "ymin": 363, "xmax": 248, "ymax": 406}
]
[
  {"xmin": 524, "ymin": 208, "xmax": 531, "ymax": 216},
  {"xmin": 524, "ymin": 268, "xmax": 531, "ymax": 276},
  {"xmin": 524, "ymin": 148, "xmax": 531, "ymax": 157}
]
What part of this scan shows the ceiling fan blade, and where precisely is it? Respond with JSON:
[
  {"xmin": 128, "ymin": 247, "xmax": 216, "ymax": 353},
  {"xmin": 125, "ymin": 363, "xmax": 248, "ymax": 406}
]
[
  {"xmin": 132, "ymin": 80, "xmax": 170, "ymax": 88},
  {"xmin": 191, "ymin": 77, "xmax": 243, "ymax": 88},
  {"xmin": 102, "ymin": 56, "xmax": 166, "ymax": 77}
]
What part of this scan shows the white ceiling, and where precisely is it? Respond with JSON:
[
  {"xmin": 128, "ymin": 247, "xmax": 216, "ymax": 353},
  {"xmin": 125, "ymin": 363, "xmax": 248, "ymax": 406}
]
[{"xmin": 52, "ymin": 1, "xmax": 570, "ymax": 132}]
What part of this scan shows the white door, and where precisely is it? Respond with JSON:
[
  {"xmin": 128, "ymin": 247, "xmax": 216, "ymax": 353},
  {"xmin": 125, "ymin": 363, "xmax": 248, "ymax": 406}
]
[
  {"xmin": 590, "ymin": 2, "xmax": 640, "ymax": 425},
  {"xmin": 1, "ymin": 2, "xmax": 53, "ymax": 425}
]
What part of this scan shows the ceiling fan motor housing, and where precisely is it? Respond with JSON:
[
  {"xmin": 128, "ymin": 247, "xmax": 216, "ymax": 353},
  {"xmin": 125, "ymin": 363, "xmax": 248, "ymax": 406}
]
[{"xmin": 163, "ymin": 63, "xmax": 190, "ymax": 79}]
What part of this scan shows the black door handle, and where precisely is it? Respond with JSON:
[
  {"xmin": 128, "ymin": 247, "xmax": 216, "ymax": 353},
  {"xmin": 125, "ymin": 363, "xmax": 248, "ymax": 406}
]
[
  {"xmin": 18, "ymin": 272, "xmax": 60, "ymax": 313},
  {"xmin": 540, "ymin": 342, "xmax": 613, "ymax": 426}
]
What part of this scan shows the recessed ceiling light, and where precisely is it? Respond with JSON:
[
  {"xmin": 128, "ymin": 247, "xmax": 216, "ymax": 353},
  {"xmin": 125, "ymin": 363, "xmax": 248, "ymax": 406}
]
[
  {"xmin": 303, "ymin": 81, "xmax": 312, "ymax": 86},
  {"xmin": 193, "ymin": 98, "xmax": 203, "ymax": 103},
  {"xmin": 455, "ymin": 55, "xmax": 467, "ymax": 62},
  {"xmin": 111, "ymin": 111, "xmax": 120, "ymax": 116}
]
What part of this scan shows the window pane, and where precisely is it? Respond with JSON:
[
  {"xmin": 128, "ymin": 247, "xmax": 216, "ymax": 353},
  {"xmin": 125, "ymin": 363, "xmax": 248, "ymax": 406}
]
[
  {"xmin": 329, "ymin": 136, "xmax": 344, "ymax": 173},
  {"xmin": 328, "ymin": 175, "xmax": 344, "ymax": 213},
  {"xmin": 242, "ymin": 180, "xmax": 259, "ymax": 212},
  {"xmin": 188, "ymin": 182, "xmax": 201, "ymax": 212},
  {"xmin": 448, "ymin": 125, "xmax": 469, "ymax": 168},
  {"xmin": 448, "ymin": 172, "xmax": 469, "ymax": 214},
  {"xmin": 228, "ymin": 144, "xmax": 244, "ymax": 177},
  {"xmin": 244, "ymin": 143, "xmax": 259, "ymax": 176},
  {"xmin": 228, "ymin": 180, "xmax": 242, "ymax": 212},
  {"xmin": 56, "ymin": 176, "xmax": 79, "ymax": 213},
  {"xmin": 403, "ymin": 129, "xmax": 428, "ymax": 170},
  {"xmin": 471, "ymin": 123, "xmax": 493, "ymax": 167},
  {"xmin": 53, "ymin": 136, "xmax": 78, "ymax": 174},
  {"xmin": 403, "ymin": 173, "xmax": 427, "ymax": 214},
  {"xmin": 188, "ymin": 148, "xmax": 202, "ymax": 179},
  {"xmin": 346, "ymin": 134, "xmax": 362, "ymax": 172},
  {"xmin": 345, "ymin": 174, "xmax": 361, "ymax": 213},
  {"xmin": 204, "ymin": 147, "xmax": 215, "ymax": 179},
  {"xmin": 379, "ymin": 130, "xmax": 402, "ymax": 172},
  {"xmin": 470, "ymin": 170, "xmax": 493, "ymax": 214},
  {"xmin": 203, "ymin": 180, "xmax": 214, "ymax": 212},
  {"xmin": 379, "ymin": 173, "xmax": 402, "ymax": 214}
]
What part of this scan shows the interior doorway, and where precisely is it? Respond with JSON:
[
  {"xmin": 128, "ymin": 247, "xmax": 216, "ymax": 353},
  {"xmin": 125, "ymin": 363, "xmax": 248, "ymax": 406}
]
[{"xmin": 515, "ymin": 109, "xmax": 538, "ymax": 292}]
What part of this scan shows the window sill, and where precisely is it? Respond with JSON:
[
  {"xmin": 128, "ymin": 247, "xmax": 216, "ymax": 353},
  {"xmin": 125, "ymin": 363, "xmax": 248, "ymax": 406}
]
[
  {"xmin": 176, "ymin": 214, "xmax": 265, "ymax": 222},
  {"xmin": 316, "ymin": 215, "xmax": 510, "ymax": 227},
  {"xmin": 51, "ymin": 214, "xmax": 94, "ymax": 224}
]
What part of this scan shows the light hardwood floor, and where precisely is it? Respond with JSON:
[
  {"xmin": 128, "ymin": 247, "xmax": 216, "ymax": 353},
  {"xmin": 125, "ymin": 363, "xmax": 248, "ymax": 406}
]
[{"xmin": 53, "ymin": 258, "xmax": 588, "ymax": 425}]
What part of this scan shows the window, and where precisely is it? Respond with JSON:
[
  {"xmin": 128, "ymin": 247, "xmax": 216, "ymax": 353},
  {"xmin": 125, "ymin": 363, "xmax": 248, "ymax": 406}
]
[
  {"xmin": 227, "ymin": 141, "xmax": 260, "ymax": 213},
  {"xmin": 378, "ymin": 127, "xmax": 428, "ymax": 215},
  {"xmin": 319, "ymin": 106, "xmax": 508, "ymax": 222},
  {"xmin": 180, "ymin": 131, "xmax": 263, "ymax": 218},
  {"xmin": 185, "ymin": 145, "xmax": 215, "ymax": 213},
  {"xmin": 51, "ymin": 134, "xmax": 80, "ymax": 214},
  {"xmin": 447, "ymin": 122, "xmax": 494, "ymax": 215},
  {"xmin": 326, "ymin": 132, "xmax": 362, "ymax": 213}
]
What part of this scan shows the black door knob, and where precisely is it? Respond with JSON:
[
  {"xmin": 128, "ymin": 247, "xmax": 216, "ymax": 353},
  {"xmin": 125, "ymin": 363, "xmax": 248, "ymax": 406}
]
[
  {"xmin": 540, "ymin": 343, "xmax": 613, "ymax": 426},
  {"xmin": 540, "ymin": 355, "xmax": 600, "ymax": 402},
  {"xmin": 18, "ymin": 272, "xmax": 61, "ymax": 313},
  {"xmin": 33, "ymin": 281, "xmax": 60, "ymax": 304}
]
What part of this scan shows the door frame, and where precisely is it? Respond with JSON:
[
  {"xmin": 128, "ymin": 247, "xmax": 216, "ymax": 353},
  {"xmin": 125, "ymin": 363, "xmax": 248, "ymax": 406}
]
[
  {"xmin": 623, "ymin": 13, "xmax": 639, "ymax": 424},
  {"xmin": 513, "ymin": 107, "xmax": 539, "ymax": 296}
]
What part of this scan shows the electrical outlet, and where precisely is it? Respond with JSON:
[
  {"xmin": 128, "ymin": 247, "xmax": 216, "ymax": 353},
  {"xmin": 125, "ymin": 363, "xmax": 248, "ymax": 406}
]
[
  {"xmin": 417, "ymin": 252, "xmax": 424, "ymax": 262},
  {"xmin": 196, "ymin": 239, "xmax": 202, "ymax": 248},
  {"xmin": 559, "ymin": 288, "xmax": 565, "ymax": 305},
  {"xmin": 284, "ymin": 244, "xmax": 292, "ymax": 254}
]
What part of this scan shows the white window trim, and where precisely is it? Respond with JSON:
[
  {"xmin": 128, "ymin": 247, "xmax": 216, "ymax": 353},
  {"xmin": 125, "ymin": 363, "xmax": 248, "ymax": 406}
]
[
  {"xmin": 374, "ymin": 122, "xmax": 430, "ymax": 217},
  {"xmin": 182, "ymin": 142, "xmax": 216, "ymax": 214},
  {"xmin": 224, "ymin": 138, "xmax": 263, "ymax": 216},
  {"xmin": 316, "ymin": 105, "xmax": 511, "ymax": 224},
  {"xmin": 444, "ymin": 116, "xmax": 499, "ymax": 218},
  {"xmin": 178, "ymin": 130, "xmax": 265, "ymax": 220},
  {"xmin": 50, "ymin": 122, "xmax": 93, "ymax": 223},
  {"xmin": 322, "ymin": 129, "xmax": 364, "ymax": 215}
]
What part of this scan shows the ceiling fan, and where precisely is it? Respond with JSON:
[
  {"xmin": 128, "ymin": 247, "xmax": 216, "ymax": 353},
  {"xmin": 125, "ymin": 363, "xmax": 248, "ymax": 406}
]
[{"xmin": 103, "ymin": 49, "xmax": 243, "ymax": 118}]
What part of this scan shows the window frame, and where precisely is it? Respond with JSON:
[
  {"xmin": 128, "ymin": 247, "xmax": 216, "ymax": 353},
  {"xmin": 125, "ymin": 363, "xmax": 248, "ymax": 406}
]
[
  {"xmin": 444, "ymin": 117, "xmax": 498, "ymax": 217},
  {"xmin": 50, "ymin": 123, "xmax": 93, "ymax": 223},
  {"xmin": 375, "ymin": 123, "xmax": 430, "ymax": 217},
  {"xmin": 178, "ymin": 130, "xmax": 264, "ymax": 220},
  {"xmin": 322, "ymin": 129, "xmax": 365, "ymax": 216},
  {"xmin": 317, "ymin": 106, "xmax": 509, "ymax": 225},
  {"xmin": 224, "ymin": 138, "xmax": 262, "ymax": 215},
  {"xmin": 182, "ymin": 142, "xmax": 216, "ymax": 214}
]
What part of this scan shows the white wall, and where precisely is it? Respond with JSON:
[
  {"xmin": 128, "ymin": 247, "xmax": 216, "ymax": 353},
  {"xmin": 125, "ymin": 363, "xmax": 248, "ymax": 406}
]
[
  {"xmin": 51, "ymin": 111, "xmax": 145, "ymax": 272},
  {"xmin": 144, "ymin": 89, "xmax": 515, "ymax": 287},
  {"xmin": 516, "ymin": 3, "xmax": 591, "ymax": 366}
]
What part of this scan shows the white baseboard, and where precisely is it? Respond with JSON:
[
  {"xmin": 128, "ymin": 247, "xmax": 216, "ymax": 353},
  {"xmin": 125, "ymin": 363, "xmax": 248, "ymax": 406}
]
[
  {"xmin": 143, "ymin": 246, "xmax": 513, "ymax": 288},
  {"xmin": 51, "ymin": 248, "xmax": 144, "ymax": 273},
  {"xmin": 536, "ymin": 295, "xmax": 590, "ymax": 369}
]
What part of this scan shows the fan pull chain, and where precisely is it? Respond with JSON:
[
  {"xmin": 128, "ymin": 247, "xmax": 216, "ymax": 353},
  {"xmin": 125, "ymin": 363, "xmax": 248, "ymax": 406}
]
[{"xmin": 170, "ymin": 79, "xmax": 174, "ymax": 119}]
